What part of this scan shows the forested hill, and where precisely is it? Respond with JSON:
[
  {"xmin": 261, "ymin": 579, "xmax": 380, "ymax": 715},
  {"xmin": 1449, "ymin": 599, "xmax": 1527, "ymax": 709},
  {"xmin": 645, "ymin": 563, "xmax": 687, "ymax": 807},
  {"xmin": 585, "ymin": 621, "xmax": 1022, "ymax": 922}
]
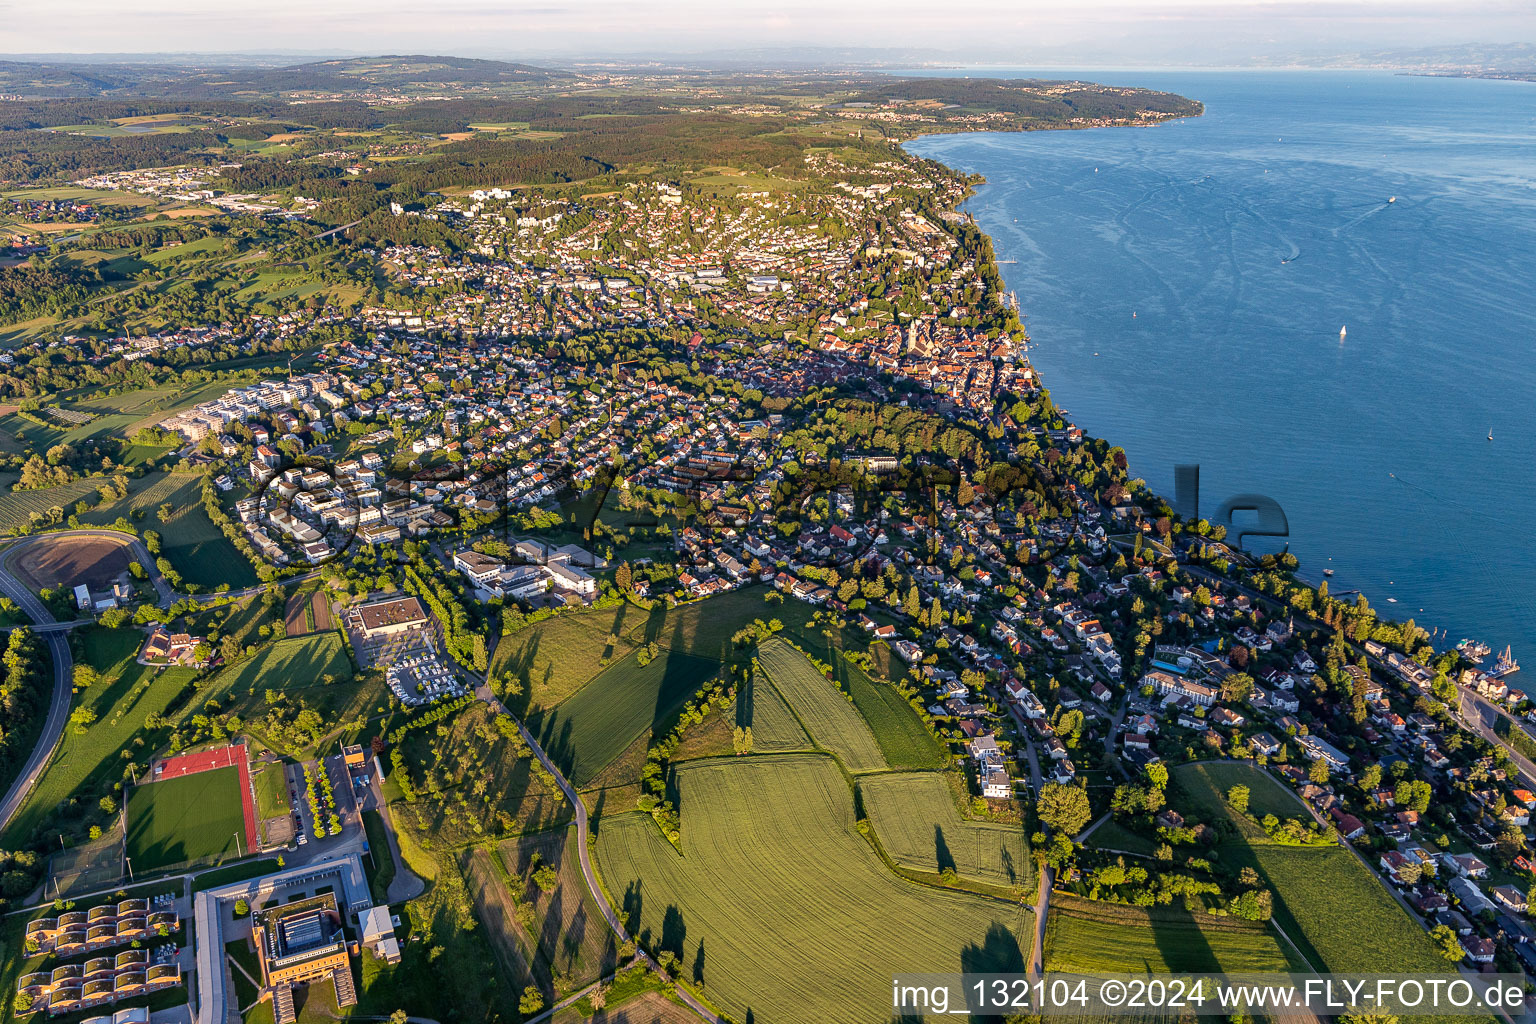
[{"xmin": 0, "ymin": 55, "xmax": 570, "ymax": 100}]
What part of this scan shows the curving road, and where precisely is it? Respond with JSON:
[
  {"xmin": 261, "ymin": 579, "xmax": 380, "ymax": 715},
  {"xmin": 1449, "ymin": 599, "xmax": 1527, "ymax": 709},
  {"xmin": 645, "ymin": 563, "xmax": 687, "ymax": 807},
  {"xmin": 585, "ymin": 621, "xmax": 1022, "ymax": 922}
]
[
  {"xmin": 0, "ymin": 554, "xmax": 73, "ymax": 832},
  {"xmin": 476, "ymin": 683, "xmax": 722, "ymax": 1024}
]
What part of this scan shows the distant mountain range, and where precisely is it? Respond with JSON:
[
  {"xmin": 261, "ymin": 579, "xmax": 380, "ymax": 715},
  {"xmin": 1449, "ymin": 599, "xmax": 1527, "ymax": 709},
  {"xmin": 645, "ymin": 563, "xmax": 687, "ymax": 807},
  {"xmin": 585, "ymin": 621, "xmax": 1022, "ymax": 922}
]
[
  {"xmin": 0, "ymin": 44, "xmax": 1533, "ymax": 100},
  {"xmin": 0, "ymin": 54, "xmax": 570, "ymax": 99},
  {"xmin": 1269, "ymin": 42, "xmax": 1536, "ymax": 72}
]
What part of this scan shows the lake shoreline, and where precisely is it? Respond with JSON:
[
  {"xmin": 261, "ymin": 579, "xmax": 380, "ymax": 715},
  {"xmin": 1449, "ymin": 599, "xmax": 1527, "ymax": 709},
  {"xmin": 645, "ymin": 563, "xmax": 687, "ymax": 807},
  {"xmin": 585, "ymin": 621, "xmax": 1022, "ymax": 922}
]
[{"xmin": 903, "ymin": 69, "xmax": 1536, "ymax": 670}]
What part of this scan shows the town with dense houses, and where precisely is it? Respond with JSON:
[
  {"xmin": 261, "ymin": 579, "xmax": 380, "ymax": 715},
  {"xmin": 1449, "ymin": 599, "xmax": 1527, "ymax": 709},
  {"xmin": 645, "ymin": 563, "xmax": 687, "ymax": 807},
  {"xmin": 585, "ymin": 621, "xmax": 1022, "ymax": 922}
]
[
  {"xmin": 0, "ymin": 55, "xmax": 1529, "ymax": 1024},
  {"xmin": 98, "ymin": 139, "xmax": 1536, "ymax": 987}
]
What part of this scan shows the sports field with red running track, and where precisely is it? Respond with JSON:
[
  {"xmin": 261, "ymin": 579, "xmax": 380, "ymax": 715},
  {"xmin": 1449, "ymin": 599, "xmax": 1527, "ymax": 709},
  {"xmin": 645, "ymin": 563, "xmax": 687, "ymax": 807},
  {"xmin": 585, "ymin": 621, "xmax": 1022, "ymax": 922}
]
[{"xmin": 152, "ymin": 744, "xmax": 259, "ymax": 854}]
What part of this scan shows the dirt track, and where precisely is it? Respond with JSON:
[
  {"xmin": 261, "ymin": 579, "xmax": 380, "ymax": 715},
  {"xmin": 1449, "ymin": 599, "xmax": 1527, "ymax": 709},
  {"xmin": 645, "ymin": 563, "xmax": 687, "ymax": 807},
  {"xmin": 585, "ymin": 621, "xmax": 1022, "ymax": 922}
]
[{"xmin": 10, "ymin": 534, "xmax": 133, "ymax": 592}]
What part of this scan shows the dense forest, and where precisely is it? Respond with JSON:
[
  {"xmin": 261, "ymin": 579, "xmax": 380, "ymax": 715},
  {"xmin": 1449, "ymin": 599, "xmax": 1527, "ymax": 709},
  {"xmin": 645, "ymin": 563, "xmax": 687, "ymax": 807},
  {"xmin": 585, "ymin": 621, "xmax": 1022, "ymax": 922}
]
[
  {"xmin": 0, "ymin": 128, "xmax": 223, "ymax": 183},
  {"xmin": 0, "ymin": 55, "xmax": 568, "ymax": 100}
]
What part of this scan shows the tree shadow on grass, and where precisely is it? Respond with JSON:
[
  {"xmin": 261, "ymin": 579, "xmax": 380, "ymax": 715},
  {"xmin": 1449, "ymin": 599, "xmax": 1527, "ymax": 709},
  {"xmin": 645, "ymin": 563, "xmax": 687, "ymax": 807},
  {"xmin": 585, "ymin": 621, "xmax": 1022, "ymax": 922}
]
[
  {"xmin": 961, "ymin": 921, "xmax": 1028, "ymax": 1022},
  {"xmin": 934, "ymin": 824, "xmax": 956, "ymax": 876},
  {"xmin": 1148, "ymin": 903, "xmax": 1218, "ymax": 972}
]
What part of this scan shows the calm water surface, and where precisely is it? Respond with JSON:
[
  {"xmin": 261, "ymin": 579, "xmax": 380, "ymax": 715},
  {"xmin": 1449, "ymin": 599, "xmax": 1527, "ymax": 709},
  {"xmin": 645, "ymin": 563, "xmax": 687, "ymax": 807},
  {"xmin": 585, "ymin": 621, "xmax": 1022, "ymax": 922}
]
[{"xmin": 907, "ymin": 71, "xmax": 1536, "ymax": 666}]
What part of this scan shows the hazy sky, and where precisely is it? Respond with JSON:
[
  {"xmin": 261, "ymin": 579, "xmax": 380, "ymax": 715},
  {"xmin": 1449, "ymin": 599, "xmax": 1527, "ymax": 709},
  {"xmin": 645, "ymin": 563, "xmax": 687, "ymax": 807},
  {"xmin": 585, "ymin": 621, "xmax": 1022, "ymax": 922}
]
[{"xmin": 1, "ymin": 0, "xmax": 1532, "ymax": 63}]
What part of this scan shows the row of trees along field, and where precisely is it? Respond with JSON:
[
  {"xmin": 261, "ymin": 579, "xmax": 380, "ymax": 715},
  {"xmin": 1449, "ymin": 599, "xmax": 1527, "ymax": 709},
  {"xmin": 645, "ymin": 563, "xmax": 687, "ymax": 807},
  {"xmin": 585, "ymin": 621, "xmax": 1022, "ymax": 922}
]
[
  {"xmin": 402, "ymin": 562, "xmax": 488, "ymax": 671},
  {"xmin": 0, "ymin": 628, "xmax": 46, "ymax": 788}
]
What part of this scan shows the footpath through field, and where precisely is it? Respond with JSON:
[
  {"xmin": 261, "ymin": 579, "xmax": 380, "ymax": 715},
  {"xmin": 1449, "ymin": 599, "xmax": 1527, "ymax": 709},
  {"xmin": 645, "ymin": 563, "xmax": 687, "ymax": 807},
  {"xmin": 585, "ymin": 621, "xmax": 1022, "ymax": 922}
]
[{"xmin": 153, "ymin": 744, "xmax": 259, "ymax": 854}]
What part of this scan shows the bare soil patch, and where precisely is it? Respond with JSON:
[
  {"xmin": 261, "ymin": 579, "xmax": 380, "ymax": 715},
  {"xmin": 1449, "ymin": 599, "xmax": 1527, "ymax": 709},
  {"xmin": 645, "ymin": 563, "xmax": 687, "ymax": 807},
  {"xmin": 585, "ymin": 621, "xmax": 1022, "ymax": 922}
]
[
  {"xmin": 284, "ymin": 590, "xmax": 333, "ymax": 637},
  {"xmin": 11, "ymin": 534, "xmax": 132, "ymax": 591},
  {"xmin": 138, "ymin": 206, "xmax": 219, "ymax": 220}
]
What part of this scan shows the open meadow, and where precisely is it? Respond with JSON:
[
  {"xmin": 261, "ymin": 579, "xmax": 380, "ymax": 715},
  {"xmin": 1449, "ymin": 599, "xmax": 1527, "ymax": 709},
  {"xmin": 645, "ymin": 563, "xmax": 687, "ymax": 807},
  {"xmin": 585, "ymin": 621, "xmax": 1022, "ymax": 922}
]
[
  {"xmin": 1169, "ymin": 761, "xmax": 1449, "ymax": 974},
  {"xmin": 1043, "ymin": 893, "xmax": 1305, "ymax": 974},
  {"xmin": 593, "ymin": 753, "xmax": 1032, "ymax": 1024},
  {"xmin": 490, "ymin": 601, "xmax": 645, "ymax": 712},
  {"xmin": 3, "ymin": 627, "xmax": 196, "ymax": 843},
  {"xmin": 756, "ymin": 638, "xmax": 886, "ymax": 773},
  {"xmin": 860, "ymin": 771, "xmax": 1031, "ymax": 890},
  {"xmin": 178, "ymin": 631, "xmax": 359, "ymax": 754},
  {"xmin": 529, "ymin": 648, "xmax": 722, "ymax": 788},
  {"xmin": 148, "ymin": 475, "xmax": 258, "ymax": 589}
]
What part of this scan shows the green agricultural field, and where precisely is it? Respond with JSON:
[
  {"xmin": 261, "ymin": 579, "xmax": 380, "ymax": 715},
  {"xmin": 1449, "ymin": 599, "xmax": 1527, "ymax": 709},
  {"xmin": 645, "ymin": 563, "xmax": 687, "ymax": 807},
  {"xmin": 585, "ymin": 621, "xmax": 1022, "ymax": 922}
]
[
  {"xmin": 594, "ymin": 754, "xmax": 1032, "ymax": 1024},
  {"xmin": 644, "ymin": 586, "xmax": 792, "ymax": 661},
  {"xmin": 125, "ymin": 765, "xmax": 247, "ymax": 871},
  {"xmin": 861, "ymin": 772, "xmax": 1031, "ymax": 890},
  {"xmin": 1043, "ymin": 894, "xmax": 1305, "ymax": 974},
  {"xmin": 528, "ymin": 648, "xmax": 721, "ymax": 788},
  {"xmin": 491, "ymin": 601, "xmax": 646, "ymax": 712},
  {"xmin": 644, "ymin": 590, "xmax": 939, "ymax": 759},
  {"xmin": 823, "ymin": 646, "xmax": 943, "ymax": 769},
  {"xmin": 1169, "ymin": 762, "xmax": 1449, "ymax": 975},
  {"xmin": 733, "ymin": 672, "xmax": 810, "ymax": 752},
  {"xmin": 756, "ymin": 639, "xmax": 886, "ymax": 773},
  {"xmin": 181, "ymin": 632, "xmax": 359, "ymax": 753},
  {"xmin": 1248, "ymin": 844, "xmax": 1445, "ymax": 974},
  {"xmin": 154, "ymin": 485, "xmax": 258, "ymax": 589},
  {"xmin": 3, "ymin": 627, "xmax": 196, "ymax": 843}
]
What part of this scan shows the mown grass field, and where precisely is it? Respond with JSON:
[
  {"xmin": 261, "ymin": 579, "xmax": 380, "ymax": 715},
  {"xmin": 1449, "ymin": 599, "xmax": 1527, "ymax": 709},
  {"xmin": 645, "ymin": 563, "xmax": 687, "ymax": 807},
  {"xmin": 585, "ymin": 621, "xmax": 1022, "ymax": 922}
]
[
  {"xmin": 1083, "ymin": 818, "xmax": 1159, "ymax": 856},
  {"xmin": 252, "ymin": 762, "xmax": 289, "ymax": 819},
  {"xmin": 1172, "ymin": 760, "xmax": 1309, "ymax": 825},
  {"xmin": 756, "ymin": 639, "xmax": 886, "ymax": 773},
  {"xmin": 125, "ymin": 765, "xmax": 246, "ymax": 871},
  {"xmin": 490, "ymin": 601, "xmax": 645, "ymax": 713},
  {"xmin": 1043, "ymin": 894, "xmax": 1306, "ymax": 974},
  {"xmin": 180, "ymin": 632, "xmax": 357, "ymax": 751},
  {"xmin": 3, "ymin": 627, "xmax": 196, "ymax": 843},
  {"xmin": 529, "ymin": 648, "xmax": 722, "ymax": 788},
  {"xmin": 1170, "ymin": 761, "xmax": 1449, "ymax": 975},
  {"xmin": 861, "ymin": 772, "xmax": 1031, "ymax": 890},
  {"xmin": 594, "ymin": 754, "xmax": 1032, "ymax": 1024},
  {"xmin": 204, "ymin": 631, "xmax": 352, "ymax": 701},
  {"xmin": 734, "ymin": 672, "xmax": 810, "ymax": 752}
]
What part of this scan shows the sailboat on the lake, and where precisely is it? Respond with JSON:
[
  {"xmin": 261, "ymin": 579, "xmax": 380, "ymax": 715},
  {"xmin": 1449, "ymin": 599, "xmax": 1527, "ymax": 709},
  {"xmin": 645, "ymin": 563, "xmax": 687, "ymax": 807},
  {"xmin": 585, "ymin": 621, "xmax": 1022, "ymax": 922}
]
[{"xmin": 1339, "ymin": 325, "xmax": 1347, "ymax": 341}]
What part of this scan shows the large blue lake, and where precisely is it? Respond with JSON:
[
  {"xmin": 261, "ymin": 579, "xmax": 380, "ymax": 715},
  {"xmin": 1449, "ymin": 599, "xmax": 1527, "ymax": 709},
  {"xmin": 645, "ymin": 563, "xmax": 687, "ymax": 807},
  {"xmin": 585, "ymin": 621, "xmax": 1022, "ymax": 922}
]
[{"xmin": 906, "ymin": 70, "xmax": 1536, "ymax": 668}]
